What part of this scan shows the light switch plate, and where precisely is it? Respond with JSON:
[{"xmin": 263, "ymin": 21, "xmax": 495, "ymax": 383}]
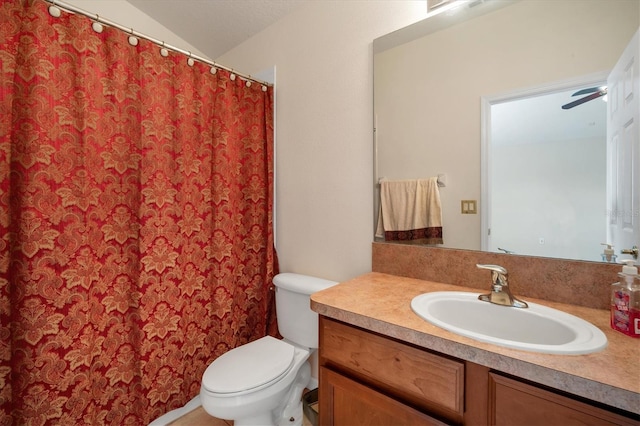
[{"xmin": 461, "ymin": 200, "xmax": 477, "ymax": 214}]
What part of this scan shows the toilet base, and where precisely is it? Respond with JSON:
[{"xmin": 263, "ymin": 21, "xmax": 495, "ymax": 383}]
[
  {"xmin": 273, "ymin": 362, "xmax": 310, "ymax": 426},
  {"xmin": 278, "ymin": 402, "xmax": 304, "ymax": 426}
]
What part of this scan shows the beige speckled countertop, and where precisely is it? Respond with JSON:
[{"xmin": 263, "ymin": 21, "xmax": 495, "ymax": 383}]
[{"xmin": 310, "ymin": 272, "xmax": 640, "ymax": 415}]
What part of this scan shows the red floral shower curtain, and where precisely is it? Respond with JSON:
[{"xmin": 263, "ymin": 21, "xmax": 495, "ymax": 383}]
[{"xmin": 0, "ymin": 1, "xmax": 277, "ymax": 424}]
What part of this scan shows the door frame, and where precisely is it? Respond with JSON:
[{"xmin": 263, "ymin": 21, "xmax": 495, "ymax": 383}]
[{"xmin": 480, "ymin": 71, "xmax": 608, "ymax": 252}]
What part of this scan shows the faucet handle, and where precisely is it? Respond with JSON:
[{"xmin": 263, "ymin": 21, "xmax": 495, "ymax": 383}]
[
  {"xmin": 476, "ymin": 264, "xmax": 507, "ymax": 275},
  {"xmin": 621, "ymin": 245, "xmax": 638, "ymax": 260},
  {"xmin": 476, "ymin": 264, "xmax": 508, "ymax": 287}
]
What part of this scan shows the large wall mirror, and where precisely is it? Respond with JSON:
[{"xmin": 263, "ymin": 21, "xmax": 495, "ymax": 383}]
[{"xmin": 374, "ymin": 0, "xmax": 639, "ymax": 263}]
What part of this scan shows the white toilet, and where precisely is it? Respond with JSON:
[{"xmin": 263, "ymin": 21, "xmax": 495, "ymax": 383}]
[{"xmin": 200, "ymin": 273, "xmax": 337, "ymax": 426}]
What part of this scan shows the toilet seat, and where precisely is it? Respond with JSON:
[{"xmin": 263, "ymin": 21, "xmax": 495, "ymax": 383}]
[{"xmin": 202, "ymin": 336, "xmax": 295, "ymax": 395}]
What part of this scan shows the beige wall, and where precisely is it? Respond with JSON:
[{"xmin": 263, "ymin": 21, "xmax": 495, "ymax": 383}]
[{"xmin": 219, "ymin": 2, "xmax": 427, "ymax": 281}]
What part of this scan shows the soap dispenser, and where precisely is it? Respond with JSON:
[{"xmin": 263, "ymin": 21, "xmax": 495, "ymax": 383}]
[
  {"xmin": 610, "ymin": 260, "xmax": 640, "ymax": 337},
  {"xmin": 601, "ymin": 243, "xmax": 617, "ymax": 263}
]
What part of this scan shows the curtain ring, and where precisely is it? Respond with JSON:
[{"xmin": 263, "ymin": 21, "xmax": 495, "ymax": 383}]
[
  {"xmin": 92, "ymin": 15, "xmax": 103, "ymax": 33},
  {"xmin": 187, "ymin": 51, "xmax": 195, "ymax": 67},
  {"xmin": 48, "ymin": 2, "xmax": 62, "ymax": 17},
  {"xmin": 128, "ymin": 28, "xmax": 139, "ymax": 46},
  {"xmin": 160, "ymin": 41, "xmax": 169, "ymax": 57}
]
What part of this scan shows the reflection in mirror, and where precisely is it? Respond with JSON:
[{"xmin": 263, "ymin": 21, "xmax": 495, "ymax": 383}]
[
  {"xmin": 484, "ymin": 81, "xmax": 607, "ymax": 261},
  {"xmin": 373, "ymin": 0, "xmax": 639, "ymax": 262}
]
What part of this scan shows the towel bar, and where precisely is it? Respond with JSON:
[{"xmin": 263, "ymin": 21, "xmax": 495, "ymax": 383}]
[{"xmin": 378, "ymin": 174, "xmax": 446, "ymax": 187}]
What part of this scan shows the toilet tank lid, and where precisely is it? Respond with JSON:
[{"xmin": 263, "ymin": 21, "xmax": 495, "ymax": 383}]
[{"xmin": 273, "ymin": 273, "xmax": 338, "ymax": 294}]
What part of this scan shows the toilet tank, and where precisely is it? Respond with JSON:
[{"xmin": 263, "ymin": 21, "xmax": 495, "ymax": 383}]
[{"xmin": 273, "ymin": 273, "xmax": 338, "ymax": 349}]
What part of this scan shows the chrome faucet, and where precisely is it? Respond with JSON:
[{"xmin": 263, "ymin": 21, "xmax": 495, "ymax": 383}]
[{"xmin": 476, "ymin": 264, "xmax": 528, "ymax": 308}]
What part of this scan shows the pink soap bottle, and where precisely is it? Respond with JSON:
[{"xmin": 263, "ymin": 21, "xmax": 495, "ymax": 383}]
[{"xmin": 610, "ymin": 260, "xmax": 640, "ymax": 337}]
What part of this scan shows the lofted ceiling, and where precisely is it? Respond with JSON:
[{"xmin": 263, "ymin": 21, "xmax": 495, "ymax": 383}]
[{"xmin": 125, "ymin": 0, "xmax": 306, "ymax": 60}]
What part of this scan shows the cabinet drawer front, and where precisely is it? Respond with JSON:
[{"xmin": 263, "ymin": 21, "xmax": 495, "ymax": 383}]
[
  {"xmin": 489, "ymin": 373, "xmax": 639, "ymax": 426},
  {"xmin": 320, "ymin": 317, "xmax": 464, "ymax": 416}
]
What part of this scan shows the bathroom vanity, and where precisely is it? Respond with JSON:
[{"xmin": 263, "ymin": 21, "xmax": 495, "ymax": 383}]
[{"xmin": 311, "ymin": 273, "xmax": 640, "ymax": 425}]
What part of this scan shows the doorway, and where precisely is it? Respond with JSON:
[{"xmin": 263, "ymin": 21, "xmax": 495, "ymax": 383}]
[{"xmin": 481, "ymin": 75, "xmax": 608, "ymax": 261}]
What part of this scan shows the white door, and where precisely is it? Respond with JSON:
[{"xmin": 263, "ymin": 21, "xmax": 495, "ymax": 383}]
[{"xmin": 607, "ymin": 29, "xmax": 640, "ymax": 260}]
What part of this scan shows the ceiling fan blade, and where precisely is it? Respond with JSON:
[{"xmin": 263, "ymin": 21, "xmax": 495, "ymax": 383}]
[
  {"xmin": 562, "ymin": 88, "xmax": 607, "ymax": 110},
  {"xmin": 571, "ymin": 87, "xmax": 603, "ymax": 97}
]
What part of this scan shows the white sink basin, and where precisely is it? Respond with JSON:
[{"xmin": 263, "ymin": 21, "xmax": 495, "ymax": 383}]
[{"xmin": 411, "ymin": 292, "xmax": 607, "ymax": 355}]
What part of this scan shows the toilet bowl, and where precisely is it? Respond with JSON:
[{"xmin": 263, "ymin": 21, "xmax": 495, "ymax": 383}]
[
  {"xmin": 200, "ymin": 273, "xmax": 337, "ymax": 426},
  {"xmin": 201, "ymin": 336, "xmax": 311, "ymax": 425}
]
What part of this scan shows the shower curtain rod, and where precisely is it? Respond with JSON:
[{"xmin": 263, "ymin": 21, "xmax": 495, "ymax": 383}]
[{"xmin": 45, "ymin": 0, "xmax": 272, "ymax": 88}]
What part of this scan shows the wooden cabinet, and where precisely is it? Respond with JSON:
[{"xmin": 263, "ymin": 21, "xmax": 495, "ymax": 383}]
[
  {"xmin": 318, "ymin": 316, "xmax": 639, "ymax": 426},
  {"xmin": 319, "ymin": 316, "xmax": 482, "ymax": 425},
  {"xmin": 320, "ymin": 367, "xmax": 446, "ymax": 425},
  {"xmin": 488, "ymin": 373, "xmax": 638, "ymax": 426}
]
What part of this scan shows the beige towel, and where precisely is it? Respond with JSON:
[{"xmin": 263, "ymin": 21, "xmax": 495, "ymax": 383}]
[{"xmin": 376, "ymin": 177, "xmax": 443, "ymax": 244}]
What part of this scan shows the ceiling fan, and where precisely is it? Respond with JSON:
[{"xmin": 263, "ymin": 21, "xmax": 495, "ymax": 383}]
[{"xmin": 562, "ymin": 86, "xmax": 608, "ymax": 110}]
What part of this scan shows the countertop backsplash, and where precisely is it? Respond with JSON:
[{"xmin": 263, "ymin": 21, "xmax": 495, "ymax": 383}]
[{"xmin": 372, "ymin": 242, "xmax": 623, "ymax": 310}]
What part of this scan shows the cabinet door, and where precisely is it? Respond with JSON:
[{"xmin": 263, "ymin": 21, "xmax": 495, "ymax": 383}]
[
  {"xmin": 489, "ymin": 373, "xmax": 638, "ymax": 426},
  {"xmin": 319, "ymin": 367, "xmax": 447, "ymax": 426}
]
